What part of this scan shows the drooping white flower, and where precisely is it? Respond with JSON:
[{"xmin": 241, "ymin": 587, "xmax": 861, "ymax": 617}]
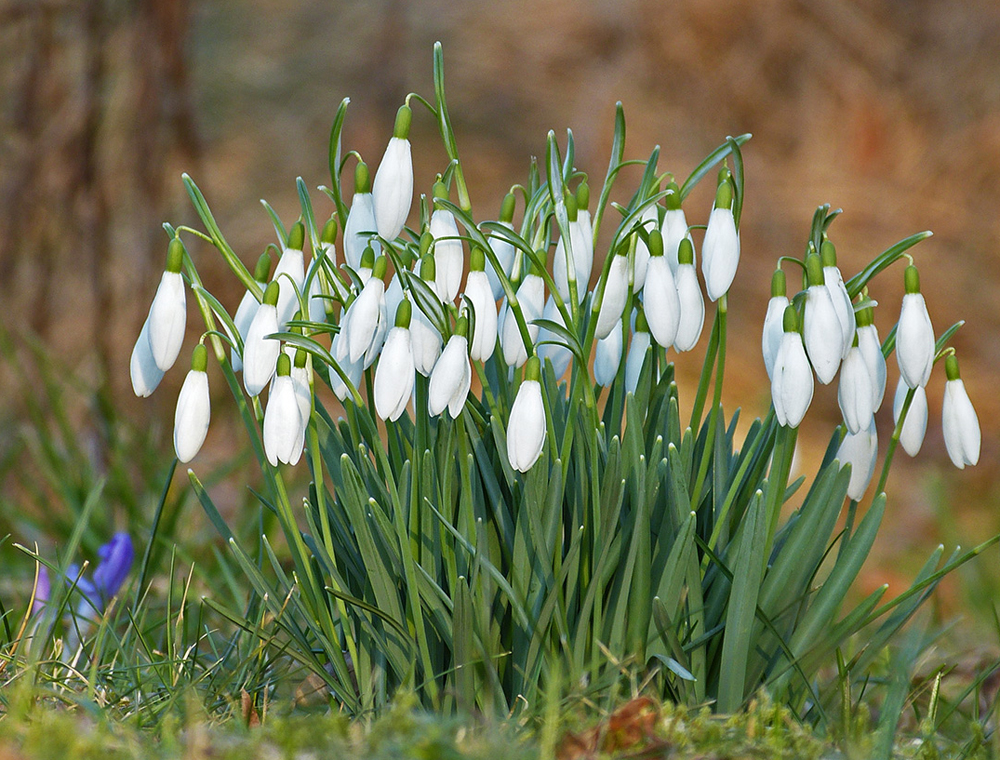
[
  {"xmin": 594, "ymin": 249, "xmax": 629, "ymax": 340},
  {"xmin": 941, "ymin": 355, "xmax": 980, "ymax": 469},
  {"xmin": 553, "ymin": 193, "xmax": 593, "ymax": 304},
  {"xmin": 856, "ymin": 305, "xmax": 887, "ymax": 411},
  {"xmin": 464, "ymin": 247, "xmax": 498, "ymax": 362},
  {"xmin": 631, "ymin": 203, "xmax": 659, "ymax": 292},
  {"xmin": 410, "ymin": 300, "xmax": 442, "ymax": 377},
  {"xmin": 148, "ymin": 237, "xmax": 187, "ymax": 372},
  {"xmin": 761, "ymin": 269, "xmax": 788, "ymax": 381},
  {"xmin": 372, "ymin": 105, "xmax": 413, "ymax": 242},
  {"xmin": 428, "ymin": 317, "xmax": 472, "ymax": 418},
  {"xmin": 662, "ymin": 182, "xmax": 692, "ymax": 274},
  {"xmin": 384, "ymin": 272, "xmax": 405, "ymax": 327},
  {"xmin": 673, "ymin": 238, "xmax": 705, "ymax": 352},
  {"xmin": 263, "ymin": 353, "xmax": 305, "ymax": 466},
  {"xmin": 362, "ymin": 297, "xmax": 389, "ymax": 371},
  {"xmin": 274, "ymin": 222, "xmax": 306, "ymax": 330},
  {"xmin": 893, "ymin": 377, "xmax": 928, "ymax": 457},
  {"xmin": 896, "ymin": 265, "xmax": 935, "ymax": 389},
  {"xmin": 507, "ymin": 356, "xmax": 546, "ymax": 472},
  {"xmin": 374, "ymin": 301, "xmax": 415, "ymax": 421},
  {"xmin": 231, "ymin": 252, "xmax": 271, "ymax": 372},
  {"xmin": 345, "ymin": 258, "xmax": 387, "ymax": 363},
  {"xmin": 430, "ymin": 181, "xmax": 464, "ymax": 302},
  {"xmin": 330, "ymin": 328, "xmax": 364, "ymax": 402},
  {"xmin": 344, "ymin": 161, "xmax": 380, "ymax": 270},
  {"xmin": 130, "ymin": 316, "xmax": 165, "ymax": 398},
  {"xmin": 625, "ymin": 310, "xmax": 652, "ymax": 394},
  {"xmin": 821, "ymin": 240, "xmax": 856, "ymax": 358},
  {"xmin": 839, "ymin": 342, "xmax": 875, "ymax": 435},
  {"xmin": 594, "ymin": 319, "xmax": 623, "ymax": 387},
  {"xmin": 173, "ymin": 345, "xmax": 211, "ymax": 463},
  {"xmin": 837, "ymin": 417, "xmax": 878, "ymax": 502},
  {"xmin": 643, "ymin": 230, "xmax": 681, "ymax": 349},
  {"xmin": 701, "ymin": 172, "xmax": 740, "ymax": 302},
  {"xmin": 243, "ymin": 282, "xmax": 282, "ymax": 397},
  {"xmin": 501, "ymin": 260, "xmax": 545, "ymax": 367},
  {"xmin": 289, "ymin": 347, "xmax": 312, "ymax": 429},
  {"xmin": 771, "ymin": 306, "xmax": 814, "ymax": 428},
  {"xmin": 803, "ymin": 251, "xmax": 844, "ymax": 385},
  {"xmin": 536, "ymin": 296, "xmax": 573, "ymax": 380}
]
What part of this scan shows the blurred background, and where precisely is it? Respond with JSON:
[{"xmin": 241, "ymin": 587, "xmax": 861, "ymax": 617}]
[{"xmin": 1, "ymin": 0, "xmax": 998, "ymax": 625}]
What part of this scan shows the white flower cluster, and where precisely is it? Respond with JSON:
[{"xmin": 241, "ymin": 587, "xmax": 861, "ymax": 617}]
[{"xmin": 762, "ymin": 243, "xmax": 980, "ymax": 501}]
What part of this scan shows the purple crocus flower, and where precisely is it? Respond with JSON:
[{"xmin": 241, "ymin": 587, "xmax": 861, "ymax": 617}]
[{"xmin": 33, "ymin": 533, "xmax": 134, "ymax": 618}]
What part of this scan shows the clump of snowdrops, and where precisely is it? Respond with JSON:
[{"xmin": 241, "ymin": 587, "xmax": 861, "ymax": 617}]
[{"xmin": 131, "ymin": 45, "xmax": 991, "ymax": 720}]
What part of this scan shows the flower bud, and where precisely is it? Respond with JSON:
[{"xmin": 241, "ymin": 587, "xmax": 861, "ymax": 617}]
[
  {"xmin": 803, "ymin": 251, "xmax": 844, "ymax": 384},
  {"xmin": 762, "ymin": 269, "xmax": 788, "ymax": 381},
  {"xmin": 594, "ymin": 319, "xmax": 623, "ymax": 386},
  {"xmin": 838, "ymin": 339, "xmax": 875, "ymax": 435},
  {"xmin": 274, "ymin": 223, "xmax": 306, "ymax": 330},
  {"xmin": 507, "ymin": 357, "xmax": 546, "ymax": 472},
  {"xmin": 941, "ymin": 355, "xmax": 980, "ymax": 469},
  {"xmin": 428, "ymin": 325, "xmax": 472, "ymax": 418},
  {"xmin": 771, "ymin": 306, "xmax": 814, "ymax": 427},
  {"xmin": 372, "ymin": 106, "xmax": 414, "ymax": 241},
  {"xmin": 594, "ymin": 249, "xmax": 629, "ymax": 340},
  {"xmin": 625, "ymin": 308, "xmax": 651, "ymax": 394},
  {"xmin": 430, "ymin": 183, "xmax": 464, "ymax": 302},
  {"xmin": 130, "ymin": 316, "xmax": 165, "ymax": 397},
  {"xmin": 896, "ymin": 265, "xmax": 935, "ymax": 389},
  {"xmin": 373, "ymin": 303, "xmax": 415, "ymax": 421},
  {"xmin": 148, "ymin": 237, "xmax": 188, "ymax": 371},
  {"xmin": 855, "ymin": 306, "xmax": 887, "ymax": 410},
  {"xmin": 701, "ymin": 176, "xmax": 740, "ymax": 301},
  {"xmin": 173, "ymin": 344, "xmax": 211, "ymax": 463},
  {"xmin": 643, "ymin": 236, "xmax": 681, "ymax": 349},
  {"xmin": 464, "ymin": 253, "xmax": 498, "ymax": 362},
  {"xmin": 344, "ymin": 161, "xmax": 379, "ymax": 270},
  {"xmin": 263, "ymin": 353, "xmax": 305, "ymax": 466}
]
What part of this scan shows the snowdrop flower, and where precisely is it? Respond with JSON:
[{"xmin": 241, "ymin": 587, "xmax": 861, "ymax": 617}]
[
  {"xmin": 507, "ymin": 356, "xmax": 546, "ymax": 472},
  {"xmin": 374, "ymin": 300, "xmax": 416, "ymax": 421},
  {"xmin": 594, "ymin": 247, "xmax": 629, "ymax": 340},
  {"xmin": 345, "ymin": 256, "xmax": 387, "ymax": 363},
  {"xmin": 148, "ymin": 237, "xmax": 187, "ymax": 372},
  {"xmin": 372, "ymin": 105, "xmax": 413, "ymax": 241},
  {"xmin": 662, "ymin": 182, "xmax": 692, "ymax": 274},
  {"xmin": 501, "ymin": 253, "xmax": 545, "ymax": 367},
  {"xmin": 428, "ymin": 316, "xmax": 472, "ymax": 418},
  {"xmin": 838, "ymin": 417, "xmax": 878, "ymax": 501},
  {"xmin": 772, "ymin": 306, "xmax": 814, "ymax": 428},
  {"xmin": 701, "ymin": 169, "xmax": 740, "ymax": 301},
  {"xmin": 484, "ymin": 193, "xmax": 518, "ymax": 300},
  {"xmin": 761, "ymin": 269, "xmax": 788, "ymax": 381},
  {"xmin": 896, "ymin": 265, "xmax": 935, "ymax": 389},
  {"xmin": 305, "ymin": 217, "xmax": 338, "ymax": 325},
  {"xmin": 631, "ymin": 202, "xmax": 659, "ymax": 292},
  {"xmin": 384, "ymin": 272, "xmax": 405, "ymax": 327},
  {"xmin": 464, "ymin": 246, "xmax": 497, "ymax": 362},
  {"xmin": 356, "ymin": 244, "xmax": 375, "ymax": 286},
  {"xmin": 553, "ymin": 193, "xmax": 593, "ymax": 304},
  {"xmin": 643, "ymin": 229, "xmax": 681, "ymax": 349},
  {"xmin": 430, "ymin": 180, "xmax": 464, "ymax": 302},
  {"xmin": 536, "ymin": 295, "xmax": 573, "ymax": 380},
  {"xmin": 290, "ymin": 348, "xmax": 312, "ymax": 429},
  {"xmin": 243, "ymin": 282, "xmax": 281, "ymax": 397},
  {"xmin": 344, "ymin": 161, "xmax": 379, "ymax": 270},
  {"xmin": 893, "ymin": 378, "xmax": 928, "ymax": 457},
  {"xmin": 274, "ymin": 222, "xmax": 306, "ymax": 330},
  {"xmin": 173, "ymin": 344, "xmax": 211, "ymax": 463},
  {"xmin": 673, "ymin": 238, "xmax": 705, "ymax": 352},
  {"xmin": 263, "ymin": 353, "xmax": 305, "ymax": 466},
  {"xmin": 330, "ymin": 328, "xmax": 364, "ymax": 402},
  {"xmin": 855, "ymin": 305, "xmax": 886, "ymax": 410},
  {"xmin": 803, "ymin": 250, "xmax": 844, "ymax": 384},
  {"xmin": 231, "ymin": 252, "xmax": 271, "ymax": 372},
  {"xmin": 575, "ymin": 181, "xmax": 594, "ymax": 278},
  {"xmin": 941, "ymin": 355, "xmax": 980, "ymax": 469},
  {"xmin": 821, "ymin": 240, "xmax": 856, "ymax": 358},
  {"xmin": 594, "ymin": 319, "xmax": 623, "ymax": 387},
  {"xmin": 130, "ymin": 316, "xmax": 165, "ymax": 398},
  {"xmin": 625, "ymin": 308, "xmax": 652, "ymax": 394},
  {"xmin": 838, "ymin": 338, "xmax": 875, "ymax": 435},
  {"xmin": 409, "ymin": 255, "xmax": 443, "ymax": 376}
]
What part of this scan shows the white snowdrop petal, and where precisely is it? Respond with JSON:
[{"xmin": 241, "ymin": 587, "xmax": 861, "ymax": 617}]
[{"xmin": 173, "ymin": 370, "xmax": 210, "ymax": 463}]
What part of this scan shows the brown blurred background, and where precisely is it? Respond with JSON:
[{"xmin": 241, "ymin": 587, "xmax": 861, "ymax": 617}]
[{"xmin": 2, "ymin": 0, "xmax": 999, "ymax": 601}]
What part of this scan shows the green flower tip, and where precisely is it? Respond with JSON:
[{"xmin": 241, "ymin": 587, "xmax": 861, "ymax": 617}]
[
  {"xmin": 287, "ymin": 221, "xmax": 305, "ymax": 251},
  {"xmin": 263, "ymin": 281, "xmax": 280, "ymax": 307},
  {"xmin": 373, "ymin": 255, "xmax": 388, "ymax": 281},
  {"xmin": 820, "ymin": 238, "xmax": 837, "ymax": 267},
  {"xmin": 360, "ymin": 243, "xmax": 375, "ymax": 270},
  {"xmin": 664, "ymin": 181, "xmax": 682, "ymax": 210},
  {"xmin": 945, "ymin": 354, "xmax": 960, "ymax": 381},
  {"xmin": 770, "ymin": 268, "xmax": 786, "ymax": 297},
  {"xmin": 647, "ymin": 228, "xmax": 664, "ymax": 257},
  {"xmin": 635, "ymin": 306, "xmax": 649, "ymax": 333},
  {"xmin": 782, "ymin": 304, "xmax": 800, "ymax": 333},
  {"xmin": 420, "ymin": 253, "xmax": 436, "ymax": 280},
  {"xmin": 565, "ymin": 193, "xmax": 578, "ymax": 222},
  {"xmin": 717, "ymin": 165, "xmax": 731, "ymax": 184},
  {"xmin": 856, "ymin": 305, "xmax": 874, "ymax": 328},
  {"xmin": 355, "ymin": 161, "xmax": 370, "ymax": 194},
  {"xmin": 165, "ymin": 237, "xmax": 185, "ymax": 274},
  {"xmin": 394, "ymin": 299, "xmax": 412, "ymax": 328},
  {"xmin": 294, "ymin": 348, "xmax": 307, "ymax": 369},
  {"xmin": 805, "ymin": 252, "xmax": 824, "ymax": 287},
  {"xmin": 500, "ymin": 192, "xmax": 516, "ymax": 223},
  {"xmin": 904, "ymin": 264, "xmax": 921, "ymax": 294},
  {"xmin": 393, "ymin": 105, "xmax": 412, "ymax": 140},
  {"xmin": 191, "ymin": 343, "xmax": 208, "ymax": 373},
  {"xmin": 530, "ymin": 248, "xmax": 546, "ymax": 276},
  {"xmin": 470, "ymin": 246, "xmax": 486, "ymax": 272},
  {"xmin": 419, "ymin": 229, "xmax": 433, "ymax": 257},
  {"xmin": 678, "ymin": 236, "xmax": 694, "ymax": 265},
  {"xmin": 525, "ymin": 355, "xmax": 541, "ymax": 382},
  {"xmin": 714, "ymin": 179, "xmax": 733, "ymax": 210},
  {"xmin": 321, "ymin": 216, "xmax": 338, "ymax": 245},
  {"xmin": 432, "ymin": 178, "xmax": 448, "ymax": 201},
  {"xmin": 253, "ymin": 251, "xmax": 272, "ymax": 283},
  {"xmin": 575, "ymin": 181, "xmax": 590, "ymax": 212},
  {"xmin": 289, "ymin": 311, "xmax": 303, "ymax": 334},
  {"xmin": 276, "ymin": 352, "xmax": 291, "ymax": 377},
  {"xmin": 455, "ymin": 315, "xmax": 469, "ymax": 338}
]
